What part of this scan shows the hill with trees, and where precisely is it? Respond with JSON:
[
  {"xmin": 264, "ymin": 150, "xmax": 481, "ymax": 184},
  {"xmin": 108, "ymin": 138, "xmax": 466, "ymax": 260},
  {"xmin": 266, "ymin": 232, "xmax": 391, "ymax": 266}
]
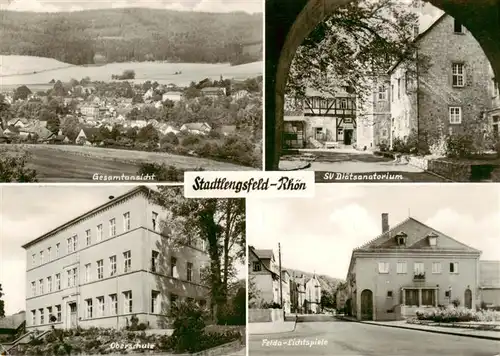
[{"xmin": 0, "ymin": 8, "xmax": 262, "ymax": 65}]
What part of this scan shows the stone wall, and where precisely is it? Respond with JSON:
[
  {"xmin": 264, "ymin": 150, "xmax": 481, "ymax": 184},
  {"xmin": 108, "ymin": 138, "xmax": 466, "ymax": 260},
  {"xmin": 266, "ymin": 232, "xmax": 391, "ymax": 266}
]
[
  {"xmin": 248, "ymin": 309, "xmax": 284, "ymax": 323},
  {"xmin": 427, "ymin": 159, "xmax": 471, "ymax": 181}
]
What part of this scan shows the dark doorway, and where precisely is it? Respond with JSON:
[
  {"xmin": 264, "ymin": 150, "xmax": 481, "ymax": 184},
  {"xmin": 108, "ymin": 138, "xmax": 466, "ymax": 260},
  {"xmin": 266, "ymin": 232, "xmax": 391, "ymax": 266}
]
[
  {"xmin": 464, "ymin": 289, "xmax": 472, "ymax": 309},
  {"xmin": 344, "ymin": 129, "xmax": 353, "ymax": 145},
  {"xmin": 360, "ymin": 289, "xmax": 373, "ymax": 320}
]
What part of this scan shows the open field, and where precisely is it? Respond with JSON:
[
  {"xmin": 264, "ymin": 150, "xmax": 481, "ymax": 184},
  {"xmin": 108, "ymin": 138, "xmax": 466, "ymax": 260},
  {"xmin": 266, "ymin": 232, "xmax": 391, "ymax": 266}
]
[
  {"xmin": 0, "ymin": 55, "xmax": 263, "ymax": 90},
  {"xmin": 2, "ymin": 144, "xmax": 253, "ymax": 182}
]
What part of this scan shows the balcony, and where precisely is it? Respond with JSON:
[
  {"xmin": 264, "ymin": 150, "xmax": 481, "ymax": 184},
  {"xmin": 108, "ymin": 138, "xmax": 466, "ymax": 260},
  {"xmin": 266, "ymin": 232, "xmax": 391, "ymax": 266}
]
[{"xmin": 413, "ymin": 272, "xmax": 425, "ymax": 281}]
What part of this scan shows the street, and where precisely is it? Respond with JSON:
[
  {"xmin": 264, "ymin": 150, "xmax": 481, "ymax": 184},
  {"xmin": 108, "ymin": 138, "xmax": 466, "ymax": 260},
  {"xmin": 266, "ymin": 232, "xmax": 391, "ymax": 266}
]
[
  {"xmin": 249, "ymin": 320, "xmax": 500, "ymax": 356},
  {"xmin": 281, "ymin": 149, "xmax": 447, "ymax": 182}
]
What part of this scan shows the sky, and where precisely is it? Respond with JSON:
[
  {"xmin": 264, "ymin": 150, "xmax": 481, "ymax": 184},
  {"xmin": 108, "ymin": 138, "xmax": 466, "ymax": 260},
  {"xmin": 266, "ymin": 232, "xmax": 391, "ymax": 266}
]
[
  {"xmin": 0, "ymin": 185, "xmax": 244, "ymax": 315},
  {"xmin": 247, "ymin": 184, "xmax": 500, "ymax": 281},
  {"xmin": 0, "ymin": 0, "xmax": 262, "ymax": 13}
]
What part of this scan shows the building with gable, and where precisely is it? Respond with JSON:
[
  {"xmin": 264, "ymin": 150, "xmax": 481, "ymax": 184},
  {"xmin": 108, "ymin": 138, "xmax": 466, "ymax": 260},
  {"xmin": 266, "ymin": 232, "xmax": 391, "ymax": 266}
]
[
  {"xmin": 248, "ymin": 246, "xmax": 280, "ymax": 306},
  {"xmin": 345, "ymin": 213, "xmax": 481, "ymax": 321}
]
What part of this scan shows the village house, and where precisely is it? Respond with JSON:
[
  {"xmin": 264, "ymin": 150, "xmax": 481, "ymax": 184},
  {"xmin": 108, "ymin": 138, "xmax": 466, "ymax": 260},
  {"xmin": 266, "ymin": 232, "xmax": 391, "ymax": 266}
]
[
  {"xmin": 478, "ymin": 261, "xmax": 500, "ymax": 308},
  {"xmin": 218, "ymin": 125, "xmax": 237, "ymax": 137},
  {"xmin": 76, "ymin": 128, "xmax": 100, "ymax": 145},
  {"xmin": 200, "ymin": 87, "xmax": 226, "ymax": 98},
  {"xmin": 7, "ymin": 118, "xmax": 29, "ymax": 128},
  {"xmin": 305, "ymin": 274, "xmax": 322, "ymax": 314},
  {"xmin": 80, "ymin": 104, "xmax": 100, "ymax": 120},
  {"xmin": 249, "ymin": 246, "xmax": 280, "ymax": 306},
  {"xmin": 389, "ymin": 14, "xmax": 493, "ymax": 150},
  {"xmin": 290, "ymin": 275, "xmax": 306, "ymax": 313},
  {"xmin": 345, "ymin": 213, "xmax": 481, "ymax": 321},
  {"xmin": 283, "ymin": 87, "xmax": 357, "ymax": 149},
  {"xmin": 158, "ymin": 124, "xmax": 180, "ymax": 136},
  {"xmin": 162, "ymin": 91, "xmax": 183, "ymax": 102},
  {"xmin": 233, "ymin": 90, "xmax": 249, "ymax": 100},
  {"xmin": 23, "ymin": 186, "xmax": 209, "ymax": 330},
  {"xmin": 3, "ymin": 126, "xmax": 20, "ymax": 137},
  {"xmin": 180, "ymin": 122, "xmax": 211, "ymax": 135}
]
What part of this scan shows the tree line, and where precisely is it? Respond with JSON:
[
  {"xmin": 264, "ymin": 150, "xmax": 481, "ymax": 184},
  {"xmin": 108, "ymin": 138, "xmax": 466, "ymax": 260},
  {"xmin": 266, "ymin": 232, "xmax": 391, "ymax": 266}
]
[{"xmin": 0, "ymin": 9, "xmax": 262, "ymax": 65}]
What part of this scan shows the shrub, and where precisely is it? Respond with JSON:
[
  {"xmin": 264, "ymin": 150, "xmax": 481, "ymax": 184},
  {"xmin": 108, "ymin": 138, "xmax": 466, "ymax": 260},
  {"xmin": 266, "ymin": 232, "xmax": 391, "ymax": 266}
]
[
  {"xmin": 168, "ymin": 299, "xmax": 207, "ymax": 353},
  {"xmin": 452, "ymin": 298, "xmax": 461, "ymax": 307},
  {"xmin": 446, "ymin": 133, "xmax": 474, "ymax": 158},
  {"xmin": 415, "ymin": 305, "xmax": 500, "ymax": 323},
  {"xmin": 136, "ymin": 322, "xmax": 148, "ymax": 331}
]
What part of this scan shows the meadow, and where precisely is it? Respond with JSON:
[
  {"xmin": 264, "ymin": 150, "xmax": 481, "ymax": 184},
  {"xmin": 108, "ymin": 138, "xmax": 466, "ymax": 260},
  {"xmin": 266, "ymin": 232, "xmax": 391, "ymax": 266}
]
[
  {"xmin": 2, "ymin": 144, "xmax": 253, "ymax": 182},
  {"xmin": 0, "ymin": 55, "xmax": 263, "ymax": 89}
]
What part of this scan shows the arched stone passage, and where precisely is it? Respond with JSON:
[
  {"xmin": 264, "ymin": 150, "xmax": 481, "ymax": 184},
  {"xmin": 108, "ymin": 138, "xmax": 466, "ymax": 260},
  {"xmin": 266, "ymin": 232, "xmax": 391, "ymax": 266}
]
[{"xmin": 265, "ymin": 0, "xmax": 500, "ymax": 170}]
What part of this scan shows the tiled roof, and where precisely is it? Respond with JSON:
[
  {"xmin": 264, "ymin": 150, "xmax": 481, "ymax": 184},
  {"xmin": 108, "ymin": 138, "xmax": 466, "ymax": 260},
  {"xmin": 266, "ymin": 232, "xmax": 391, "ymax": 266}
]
[
  {"xmin": 254, "ymin": 249, "xmax": 274, "ymax": 260},
  {"xmin": 355, "ymin": 217, "xmax": 480, "ymax": 253},
  {"xmin": 0, "ymin": 312, "xmax": 25, "ymax": 330}
]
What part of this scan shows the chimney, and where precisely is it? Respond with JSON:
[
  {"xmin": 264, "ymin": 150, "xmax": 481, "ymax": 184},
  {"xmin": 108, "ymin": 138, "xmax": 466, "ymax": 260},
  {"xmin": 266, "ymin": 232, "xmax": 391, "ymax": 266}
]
[{"xmin": 382, "ymin": 213, "xmax": 389, "ymax": 233}]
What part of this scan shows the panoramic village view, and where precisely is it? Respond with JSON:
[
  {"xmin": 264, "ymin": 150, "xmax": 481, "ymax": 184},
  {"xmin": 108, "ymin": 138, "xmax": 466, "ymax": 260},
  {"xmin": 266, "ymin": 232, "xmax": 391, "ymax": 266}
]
[
  {"xmin": 281, "ymin": 0, "xmax": 500, "ymax": 182},
  {"xmin": 0, "ymin": 0, "xmax": 263, "ymax": 182},
  {"xmin": 0, "ymin": 185, "xmax": 246, "ymax": 355},
  {"xmin": 247, "ymin": 184, "xmax": 500, "ymax": 355}
]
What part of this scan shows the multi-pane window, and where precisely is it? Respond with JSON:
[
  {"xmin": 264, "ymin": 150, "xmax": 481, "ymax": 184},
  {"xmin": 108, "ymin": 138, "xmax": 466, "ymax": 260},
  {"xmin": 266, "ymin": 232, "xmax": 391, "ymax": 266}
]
[
  {"xmin": 151, "ymin": 291, "xmax": 160, "ymax": 314},
  {"xmin": 450, "ymin": 262, "xmax": 459, "ymax": 273},
  {"xmin": 56, "ymin": 305, "xmax": 61, "ymax": 322},
  {"xmin": 67, "ymin": 237, "xmax": 73, "ymax": 254},
  {"xmin": 340, "ymin": 99, "xmax": 348, "ymax": 109},
  {"xmin": 124, "ymin": 251, "xmax": 131, "ymax": 272},
  {"xmin": 152, "ymin": 212, "xmax": 159, "ymax": 231},
  {"xmin": 56, "ymin": 243, "xmax": 60, "ymax": 258},
  {"xmin": 31, "ymin": 281, "xmax": 36, "ymax": 296},
  {"xmin": 151, "ymin": 251, "xmax": 159, "ymax": 272},
  {"xmin": 378, "ymin": 262, "xmax": 389, "ymax": 274},
  {"xmin": 67, "ymin": 270, "xmax": 73, "ymax": 287},
  {"xmin": 187, "ymin": 262, "xmax": 193, "ymax": 282},
  {"xmin": 452, "ymin": 63, "xmax": 465, "ymax": 87},
  {"xmin": 97, "ymin": 296, "xmax": 105, "ymax": 317},
  {"xmin": 97, "ymin": 224, "xmax": 103, "ymax": 242},
  {"xmin": 85, "ymin": 263, "xmax": 91, "ymax": 282},
  {"xmin": 396, "ymin": 262, "xmax": 407, "ymax": 274},
  {"xmin": 109, "ymin": 218, "xmax": 116, "ymax": 237},
  {"xmin": 47, "ymin": 247, "xmax": 51, "ymax": 261},
  {"xmin": 39, "ymin": 279, "xmax": 43, "ymax": 294},
  {"xmin": 123, "ymin": 291, "xmax": 133, "ymax": 313},
  {"xmin": 32, "ymin": 254, "xmax": 36, "ymax": 266},
  {"xmin": 47, "ymin": 307, "xmax": 53, "ymax": 322},
  {"xmin": 449, "ymin": 107, "xmax": 462, "ymax": 124},
  {"xmin": 252, "ymin": 261, "xmax": 261, "ymax": 272},
  {"xmin": 31, "ymin": 310, "xmax": 36, "ymax": 326},
  {"xmin": 378, "ymin": 85, "xmax": 387, "ymax": 100},
  {"xmin": 39, "ymin": 308, "xmax": 44, "ymax": 324},
  {"xmin": 110, "ymin": 255, "xmax": 117, "ymax": 276},
  {"xmin": 109, "ymin": 294, "xmax": 118, "ymax": 315},
  {"xmin": 123, "ymin": 212, "xmax": 131, "ymax": 231},
  {"xmin": 97, "ymin": 260, "xmax": 104, "ymax": 279},
  {"xmin": 422, "ymin": 289, "xmax": 435, "ymax": 306},
  {"xmin": 414, "ymin": 262, "xmax": 425, "ymax": 274},
  {"xmin": 404, "ymin": 289, "xmax": 419, "ymax": 306},
  {"xmin": 86, "ymin": 229, "xmax": 91, "ymax": 246},
  {"xmin": 40, "ymin": 250, "xmax": 44, "ymax": 264},
  {"xmin": 432, "ymin": 262, "xmax": 442, "ymax": 274},
  {"xmin": 55, "ymin": 273, "xmax": 61, "ymax": 290},
  {"xmin": 85, "ymin": 299, "xmax": 93, "ymax": 318},
  {"xmin": 170, "ymin": 294, "xmax": 178, "ymax": 311},
  {"xmin": 47, "ymin": 276, "xmax": 52, "ymax": 293},
  {"xmin": 73, "ymin": 235, "xmax": 78, "ymax": 252},
  {"xmin": 170, "ymin": 257, "xmax": 178, "ymax": 278}
]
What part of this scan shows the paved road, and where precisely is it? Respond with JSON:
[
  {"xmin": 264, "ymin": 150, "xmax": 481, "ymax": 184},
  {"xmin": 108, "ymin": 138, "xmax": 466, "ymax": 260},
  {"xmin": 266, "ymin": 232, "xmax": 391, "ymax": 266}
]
[
  {"xmin": 249, "ymin": 320, "xmax": 500, "ymax": 356},
  {"xmin": 282, "ymin": 150, "xmax": 447, "ymax": 182}
]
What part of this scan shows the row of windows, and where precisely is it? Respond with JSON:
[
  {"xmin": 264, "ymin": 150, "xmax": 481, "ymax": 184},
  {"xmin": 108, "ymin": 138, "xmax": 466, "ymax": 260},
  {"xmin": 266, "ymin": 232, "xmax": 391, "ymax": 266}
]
[
  {"xmin": 377, "ymin": 261, "xmax": 459, "ymax": 274},
  {"xmin": 31, "ymin": 211, "xmax": 160, "ymax": 268},
  {"xmin": 31, "ymin": 305, "xmax": 61, "ymax": 326},
  {"xmin": 30, "ymin": 250, "xmax": 203, "ymax": 297}
]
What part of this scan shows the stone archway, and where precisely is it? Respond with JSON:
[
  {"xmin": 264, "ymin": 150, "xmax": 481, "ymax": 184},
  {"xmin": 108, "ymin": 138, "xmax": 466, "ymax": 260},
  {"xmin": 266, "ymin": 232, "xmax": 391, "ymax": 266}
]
[{"xmin": 265, "ymin": 0, "xmax": 500, "ymax": 170}]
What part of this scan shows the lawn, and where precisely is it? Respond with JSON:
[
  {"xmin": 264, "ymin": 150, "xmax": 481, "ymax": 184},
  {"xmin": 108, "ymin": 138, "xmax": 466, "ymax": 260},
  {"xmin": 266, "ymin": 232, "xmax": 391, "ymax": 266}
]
[{"xmin": 2, "ymin": 144, "xmax": 253, "ymax": 182}]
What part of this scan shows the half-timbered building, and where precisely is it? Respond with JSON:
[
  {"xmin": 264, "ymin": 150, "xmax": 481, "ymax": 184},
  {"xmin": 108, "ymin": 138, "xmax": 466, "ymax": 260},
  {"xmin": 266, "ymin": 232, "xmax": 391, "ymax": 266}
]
[{"xmin": 283, "ymin": 87, "xmax": 357, "ymax": 149}]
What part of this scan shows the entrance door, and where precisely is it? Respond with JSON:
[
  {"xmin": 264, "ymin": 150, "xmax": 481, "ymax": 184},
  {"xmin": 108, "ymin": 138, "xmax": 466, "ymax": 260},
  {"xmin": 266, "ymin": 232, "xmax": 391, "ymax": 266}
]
[
  {"xmin": 344, "ymin": 129, "xmax": 353, "ymax": 145},
  {"xmin": 464, "ymin": 289, "xmax": 472, "ymax": 309},
  {"xmin": 360, "ymin": 289, "xmax": 373, "ymax": 320},
  {"xmin": 68, "ymin": 303, "xmax": 77, "ymax": 328},
  {"xmin": 314, "ymin": 127, "xmax": 325, "ymax": 141}
]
